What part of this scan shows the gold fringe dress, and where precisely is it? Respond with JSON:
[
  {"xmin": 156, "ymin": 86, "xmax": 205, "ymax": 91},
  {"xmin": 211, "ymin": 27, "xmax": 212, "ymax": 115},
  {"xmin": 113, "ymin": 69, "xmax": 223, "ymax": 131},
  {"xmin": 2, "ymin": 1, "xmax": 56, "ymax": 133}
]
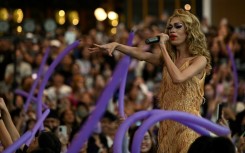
[{"xmin": 157, "ymin": 60, "xmax": 206, "ymax": 153}]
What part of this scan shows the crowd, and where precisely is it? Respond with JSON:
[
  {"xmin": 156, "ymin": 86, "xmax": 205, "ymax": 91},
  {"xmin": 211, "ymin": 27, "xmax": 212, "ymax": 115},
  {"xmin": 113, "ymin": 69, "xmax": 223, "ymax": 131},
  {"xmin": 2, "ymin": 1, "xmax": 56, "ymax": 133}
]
[{"xmin": 0, "ymin": 11, "xmax": 245, "ymax": 153}]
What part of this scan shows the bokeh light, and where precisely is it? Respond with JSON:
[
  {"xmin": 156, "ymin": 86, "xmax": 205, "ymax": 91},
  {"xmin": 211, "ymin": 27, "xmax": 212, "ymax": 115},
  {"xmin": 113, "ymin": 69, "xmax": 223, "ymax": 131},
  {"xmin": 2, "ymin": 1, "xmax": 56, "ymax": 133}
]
[
  {"xmin": 111, "ymin": 27, "xmax": 117, "ymax": 34},
  {"xmin": 184, "ymin": 4, "xmax": 191, "ymax": 11},
  {"xmin": 55, "ymin": 10, "xmax": 66, "ymax": 25},
  {"xmin": 13, "ymin": 9, "xmax": 24, "ymax": 23},
  {"xmin": 94, "ymin": 8, "xmax": 107, "ymax": 21},
  {"xmin": 108, "ymin": 11, "xmax": 118, "ymax": 20},
  {"xmin": 111, "ymin": 20, "xmax": 118, "ymax": 27},
  {"xmin": 0, "ymin": 8, "xmax": 9, "ymax": 21},
  {"xmin": 16, "ymin": 26, "xmax": 22, "ymax": 33},
  {"xmin": 68, "ymin": 11, "xmax": 79, "ymax": 25}
]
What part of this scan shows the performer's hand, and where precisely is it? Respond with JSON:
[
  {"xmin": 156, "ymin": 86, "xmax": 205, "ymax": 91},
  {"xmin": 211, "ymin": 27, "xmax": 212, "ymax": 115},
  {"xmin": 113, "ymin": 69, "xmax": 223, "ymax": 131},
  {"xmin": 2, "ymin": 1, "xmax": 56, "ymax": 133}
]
[
  {"xmin": 88, "ymin": 42, "xmax": 118, "ymax": 56},
  {"xmin": 158, "ymin": 33, "xmax": 169, "ymax": 44}
]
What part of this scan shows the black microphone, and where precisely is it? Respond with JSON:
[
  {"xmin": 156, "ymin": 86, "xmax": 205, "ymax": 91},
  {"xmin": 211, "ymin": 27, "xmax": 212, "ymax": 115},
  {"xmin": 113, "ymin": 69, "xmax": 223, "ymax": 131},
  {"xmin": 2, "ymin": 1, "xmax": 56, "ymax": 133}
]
[{"xmin": 145, "ymin": 36, "xmax": 160, "ymax": 44}]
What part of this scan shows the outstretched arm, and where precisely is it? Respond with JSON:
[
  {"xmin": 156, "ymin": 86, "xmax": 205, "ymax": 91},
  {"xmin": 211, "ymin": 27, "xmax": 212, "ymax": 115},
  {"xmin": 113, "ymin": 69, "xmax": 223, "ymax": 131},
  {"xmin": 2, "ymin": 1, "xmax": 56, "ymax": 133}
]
[{"xmin": 89, "ymin": 42, "xmax": 163, "ymax": 66}]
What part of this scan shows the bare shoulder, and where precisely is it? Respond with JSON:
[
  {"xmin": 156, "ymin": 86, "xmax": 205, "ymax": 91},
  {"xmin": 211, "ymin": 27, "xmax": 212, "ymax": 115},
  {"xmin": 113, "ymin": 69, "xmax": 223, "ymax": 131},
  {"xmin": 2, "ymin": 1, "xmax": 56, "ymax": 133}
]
[{"xmin": 190, "ymin": 55, "xmax": 207, "ymax": 65}]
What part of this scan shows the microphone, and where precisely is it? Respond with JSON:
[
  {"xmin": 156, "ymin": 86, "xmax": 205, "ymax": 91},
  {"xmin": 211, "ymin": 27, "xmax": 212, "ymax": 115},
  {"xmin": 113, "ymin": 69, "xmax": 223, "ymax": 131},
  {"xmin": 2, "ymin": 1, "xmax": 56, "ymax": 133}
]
[{"xmin": 145, "ymin": 36, "xmax": 160, "ymax": 44}]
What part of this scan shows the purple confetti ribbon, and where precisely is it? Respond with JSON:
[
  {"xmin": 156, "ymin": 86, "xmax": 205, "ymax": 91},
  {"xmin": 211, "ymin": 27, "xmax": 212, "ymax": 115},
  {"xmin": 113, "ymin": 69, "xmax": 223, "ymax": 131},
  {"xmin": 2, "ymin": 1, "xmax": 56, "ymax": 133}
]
[
  {"xmin": 14, "ymin": 89, "xmax": 48, "ymax": 109},
  {"xmin": 36, "ymin": 41, "xmax": 79, "ymax": 123},
  {"xmin": 131, "ymin": 110, "xmax": 230, "ymax": 153},
  {"xmin": 23, "ymin": 47, "xmax": 51, "ymax": 112},
  {"xmin": 3, "ymin": 131, "xmax": 32, "ymax": 153},
  {"xmin": 26, "ymin": 109, "xmax": 50, "ymax": 146},
  {"xmin": 118, "ymin": 31, "xmax": 134, "ymax": 117},
  {"xmin": 67, "ymin": 56, "xmax": 129, "ymax": 153}
]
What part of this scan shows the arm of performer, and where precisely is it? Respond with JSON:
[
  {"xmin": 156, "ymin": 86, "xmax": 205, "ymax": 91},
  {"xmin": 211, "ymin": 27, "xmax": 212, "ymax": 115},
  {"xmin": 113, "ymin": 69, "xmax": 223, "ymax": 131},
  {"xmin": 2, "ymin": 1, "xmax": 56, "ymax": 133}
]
[
  {"xmin": 0, "ymin": 98, "xmax": 20, "ymax": 142},
  {"xmin": 158, "ymin": 33, "xmax": 207, "ymax": 83},
  {"xmin": 89, "ymin": 42, "xmax": 163, "ymax": 66}
]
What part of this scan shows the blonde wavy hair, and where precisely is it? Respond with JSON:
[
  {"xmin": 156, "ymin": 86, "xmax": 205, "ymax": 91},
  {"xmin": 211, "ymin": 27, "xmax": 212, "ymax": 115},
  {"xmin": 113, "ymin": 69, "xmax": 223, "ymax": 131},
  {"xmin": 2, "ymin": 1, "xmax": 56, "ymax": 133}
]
[{"xmin": 165, "ymin": 9, "xmax": 212, "ymax": 75}]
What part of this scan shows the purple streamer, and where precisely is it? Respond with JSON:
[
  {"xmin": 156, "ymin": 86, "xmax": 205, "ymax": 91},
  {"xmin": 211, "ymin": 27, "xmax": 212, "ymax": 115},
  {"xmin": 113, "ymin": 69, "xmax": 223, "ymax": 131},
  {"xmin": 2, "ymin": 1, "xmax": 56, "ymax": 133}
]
[
  {"xmin": 26, "ymin": 109, "xmax": 50, "ymax": 146},
  {"xmin": 227, "ymin": 45, "xmax": 238, "ymax": 103},
  {"xmin": 131, "ymin": 110, "xmax": 230, "ymax": 153},
  {"xmin": 67, "ymin": 56, "xmax": 129, "ymax": 153},
  {"xmin": 14, "ymin": 90, "xmax": 48, "ymax": 109},
  {"xmin": 3, "ymin": 131, "xmax": 32, "ymax": 153},
  {"xmin": 36, "ymin": 41, "xmax": 79, "ymax": 122},
  {"xmin": 23, "ymin": 47, "xmax": 50, "ymax": 112},
  {"xmin": 118, "ymin": 32, "xmax": 134, "ymax": 117},
  {"xmin": 67, "ymin": 32, "xmax": 135, "ymax": 152},
  {"xmin": 113, "ymin": 110, "xmax": 214, "ymax": 153},
  {"xmin": 113, "ymin": 111, "xmax": 151, "ymax": 153}
]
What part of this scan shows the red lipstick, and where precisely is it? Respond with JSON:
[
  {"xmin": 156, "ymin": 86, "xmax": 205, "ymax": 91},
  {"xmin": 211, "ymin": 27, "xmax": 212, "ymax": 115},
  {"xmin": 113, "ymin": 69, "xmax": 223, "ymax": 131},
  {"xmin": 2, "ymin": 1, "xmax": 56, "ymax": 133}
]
[{"xmin": 170, "ymin": 34, "xmax": 177, "ymax": 40}]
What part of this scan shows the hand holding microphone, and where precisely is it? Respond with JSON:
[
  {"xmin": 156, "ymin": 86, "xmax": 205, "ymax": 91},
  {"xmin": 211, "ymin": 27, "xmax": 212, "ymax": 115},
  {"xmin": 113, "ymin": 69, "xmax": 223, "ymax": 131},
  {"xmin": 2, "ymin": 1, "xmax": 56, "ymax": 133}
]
[{"xmin": 145, "ymin": 33, "xmax": 169, "ymax": 44}]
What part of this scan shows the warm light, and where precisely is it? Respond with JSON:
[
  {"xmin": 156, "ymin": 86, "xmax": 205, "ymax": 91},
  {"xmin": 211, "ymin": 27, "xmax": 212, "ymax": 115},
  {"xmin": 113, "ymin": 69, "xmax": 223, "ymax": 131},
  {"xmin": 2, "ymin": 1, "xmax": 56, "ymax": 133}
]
[
  {"xmin": 184, "ymin": 4, "xmax": 191, "ymax": 11},
  {"xmin": 58, "ymin": 18, "xmax": 65, "ymax": 25},
  {"xmin": 55, "ymin": 10, "xmax": 66, "ymax": 25},
  {"xmin": 59, "ymin": 10, "xmax": 65, "ymax": 17},
  {"xmin": 108, "ymin": 11, "xmax": 118, "ymax": 20},
  {"xmin": 0, "ymin": 8, "xmax": 9, "ymax": 21},
  {"xmin": 111, "ymin": 20, "xmax": 118, "ymax": 27},
  {"xmin": 111, "ymin": 27, "xmax": 117, "ymax": 34},
  {"xmin": 94, "ymin": 8, "xmax": 107, "ymax": 21},
  {"xmin": 72, "ymin": 19, "xmax": 79, "ymax": 25},
  {"xmin": 13, "ymin": 9, "xmax": 24, "ymax": 23},
  {"xmin": 68, "ymin": 11, "xmax": 79, "ymax": 25},
  {"xmin": 17, "ymin": 26, "xmax": 22, "ymax": 33}
]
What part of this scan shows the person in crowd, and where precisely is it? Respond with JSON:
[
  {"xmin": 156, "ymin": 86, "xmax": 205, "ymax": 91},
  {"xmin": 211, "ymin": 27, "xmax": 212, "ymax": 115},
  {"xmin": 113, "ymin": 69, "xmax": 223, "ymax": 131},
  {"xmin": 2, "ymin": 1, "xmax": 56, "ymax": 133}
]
[
  {"xmin": 44, "ymin": 72, "xmax": 72, "ymax": 102},
  {"xmin": 128, "ymin": 126, "xmax": 157, "ymax": 153},
  {"xmin": 17, "ymin": 130, "xmax": 62, "ymax": 153},
  {"xmin": 44, "ymin": 109, "xmax": 60, "ymax": 132},
  {"xmin": 101, "ymin": 110, "xmax": 119, "ymax": 148},
  {"xmin": 187, "ymin": 136, "xmax": 236, "ymax": 153},
  {"xmin": 89, "ymin": 9, "xmax": 211, "ymax": 153}
]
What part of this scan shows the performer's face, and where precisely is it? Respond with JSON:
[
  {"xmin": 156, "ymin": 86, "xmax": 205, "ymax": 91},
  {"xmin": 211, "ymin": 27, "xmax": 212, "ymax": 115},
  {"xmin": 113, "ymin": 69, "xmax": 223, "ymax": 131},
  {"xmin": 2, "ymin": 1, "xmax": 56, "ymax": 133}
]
[{"xmin": 167, "ymin": 17, "xmax": 187, "ymax": 46}]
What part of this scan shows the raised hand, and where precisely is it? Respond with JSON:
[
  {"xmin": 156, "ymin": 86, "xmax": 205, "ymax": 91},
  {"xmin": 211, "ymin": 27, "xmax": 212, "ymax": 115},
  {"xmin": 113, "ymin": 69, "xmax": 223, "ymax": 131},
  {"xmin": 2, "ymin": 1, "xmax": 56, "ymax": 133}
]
[
  {"xmin": 158, "ymin": 33, "xmax": 169, "ymax": 44},
  {"xmin": 88, "ymin": 42, "xmax": 118, "ymax": 56}
]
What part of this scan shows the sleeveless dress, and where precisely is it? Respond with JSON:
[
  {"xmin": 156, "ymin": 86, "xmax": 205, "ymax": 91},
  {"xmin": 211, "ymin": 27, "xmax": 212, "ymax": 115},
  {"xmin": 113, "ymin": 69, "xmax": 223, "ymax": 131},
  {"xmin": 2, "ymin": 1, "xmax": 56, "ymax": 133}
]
[{"xmin": 157, "ymin": 59, "xmax": 206, "ymax": 153}]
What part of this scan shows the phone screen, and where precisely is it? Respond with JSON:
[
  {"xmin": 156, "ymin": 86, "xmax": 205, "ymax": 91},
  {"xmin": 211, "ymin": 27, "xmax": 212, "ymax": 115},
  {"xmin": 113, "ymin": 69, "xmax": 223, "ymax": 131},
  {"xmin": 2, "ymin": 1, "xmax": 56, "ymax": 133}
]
[
  {"xmin": 217, "ymin": 103, "xmax": 227, "ymax": 121},
  {"xmin": 58, "ymin": 125, "xmax": 67, "ymax": 137}
]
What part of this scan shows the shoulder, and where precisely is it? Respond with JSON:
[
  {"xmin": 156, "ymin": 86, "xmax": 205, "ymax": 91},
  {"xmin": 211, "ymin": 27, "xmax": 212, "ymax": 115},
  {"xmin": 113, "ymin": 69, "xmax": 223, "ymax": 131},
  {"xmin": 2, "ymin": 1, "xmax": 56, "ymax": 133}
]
[{"xmin": 190, "ymin": 56, "xmax": 207, "ymax": 65}]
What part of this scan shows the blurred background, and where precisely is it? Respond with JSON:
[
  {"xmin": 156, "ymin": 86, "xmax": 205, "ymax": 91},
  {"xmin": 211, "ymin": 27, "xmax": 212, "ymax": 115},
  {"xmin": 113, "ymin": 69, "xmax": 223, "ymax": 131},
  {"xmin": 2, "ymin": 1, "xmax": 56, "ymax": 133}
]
[{"xmin": 0, "ymin": 0, "xmax": 244, "ymax": 35}]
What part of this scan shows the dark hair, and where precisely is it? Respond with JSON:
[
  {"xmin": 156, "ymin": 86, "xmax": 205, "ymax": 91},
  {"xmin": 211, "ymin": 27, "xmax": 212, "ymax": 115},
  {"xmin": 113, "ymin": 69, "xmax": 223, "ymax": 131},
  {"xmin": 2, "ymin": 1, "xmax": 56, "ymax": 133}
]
[
  {"xmin": 128, "ymin": 126, "xmax": 157, "ymax": 153},
  {"xmin": 30, "ymin": 148, "xmax": 55, "ymax": 153},
  {"xmin": 102, "ymin": 110, "xmax": 118, "ymax": 122},
  {"xmin": 188, "ymin": 136, "xmax": 236, "ymax": 153},
  {"xmin": 37, "ymin": 131, "xmax": 61, "ymax": 153},
  {"xmin": 46, "ymin": 109, "xmax": 59, "ymax": 120}
]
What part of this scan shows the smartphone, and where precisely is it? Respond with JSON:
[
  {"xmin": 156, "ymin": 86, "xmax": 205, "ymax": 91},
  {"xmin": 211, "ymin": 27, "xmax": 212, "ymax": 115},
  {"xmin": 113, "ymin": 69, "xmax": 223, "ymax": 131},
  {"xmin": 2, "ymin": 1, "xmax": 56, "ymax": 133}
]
[
  {"xmin": 58, "ymin": 125, "xmax": 68, "ymax": 137},
  {"xmin": 217, "ymin": 103, "xmax": 226, "ymax": 121}
]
